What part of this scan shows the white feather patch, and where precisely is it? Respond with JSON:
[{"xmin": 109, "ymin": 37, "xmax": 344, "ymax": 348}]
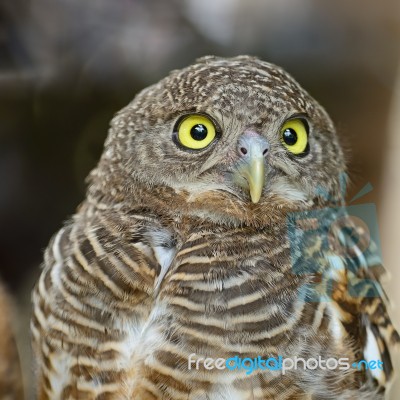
[
  {"xmin": 153, "ymin": 246, "xmax": 176, "ymax": 292},
  {"xmin": 146, "ymin": 228, "xmax": 176, "ymax": 292},
  {"xmin": 364, "ymin": 326, "xmax": 385, "ymax": 383},
  {"xmin": 205, "ymin": 384, "xmax": 244, "ymax": 400},
  {"xmin": 269, "ymin": 179, "xmax": 308, "ymax": 201},
  {"xmin": 50, "ymin": 228, "xmax": 66, "ymax": 290},
  {"xmin": 326, "ymin": 302, "xmax": 345, "ymax": 342}
]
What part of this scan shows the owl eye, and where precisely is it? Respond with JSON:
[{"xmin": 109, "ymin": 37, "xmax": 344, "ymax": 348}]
[
  {"xmin": 280, "ymin": 118, "xmax": 309, "ymax": 155},
  {"xmin": 175, "ymin": 114, "xmax": 217, "ymax": 150}
]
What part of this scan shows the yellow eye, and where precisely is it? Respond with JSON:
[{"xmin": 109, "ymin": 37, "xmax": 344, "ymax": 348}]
[
  {"xmin": 280, "ymin": 119, "xmax": 309, "ymax": 155},
  {"xmin": 176, "ymin": 115, "xmax": 217, "ymax": 150}
]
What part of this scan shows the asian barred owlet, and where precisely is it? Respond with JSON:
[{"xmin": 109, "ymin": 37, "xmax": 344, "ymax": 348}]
[{"xmin": 32, "ymin": 56, "xmax": 399, "ymax": 399}]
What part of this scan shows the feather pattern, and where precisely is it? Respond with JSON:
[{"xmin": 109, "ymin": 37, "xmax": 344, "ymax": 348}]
[{"xmin": 32, "ymin": 56, "xmax": 399, "ymax": 399}]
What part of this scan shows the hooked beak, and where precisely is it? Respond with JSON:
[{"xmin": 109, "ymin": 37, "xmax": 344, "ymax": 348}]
[
  {"xmin": 233, "ymin": 132, "xmax": 269, "ymax": 204},
  {"xmin": 241, "ymin": 157, "xmax": 265, "ymax": 203}
]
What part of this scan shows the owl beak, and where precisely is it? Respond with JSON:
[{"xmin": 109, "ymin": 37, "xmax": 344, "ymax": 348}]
[
  {"xmin": 241, "ymin": 157, "xmax": 265, "ymax": 203},
  {"xmin": 235, "ymin": 132, "xmax": 269, "ymax": 203}
]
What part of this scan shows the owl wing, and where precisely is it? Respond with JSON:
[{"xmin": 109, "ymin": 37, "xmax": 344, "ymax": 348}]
[
  {"xmin": 288, "ymin": 205, "xmax": 399, "ymax": 393},
  {"xmin": 31, "ymin": 208, "xmax": 173, "ymax": 399},
  {"xmin": 324, "ymin": 211, "xmax": 399, "ymax": 391},
  {"xmin": 0, "ymin": 282, "xmax": 24, "ymax": 400},
  {"xmin": 332, "ymin": 216, "xmax": 400, "ymax": 390}
]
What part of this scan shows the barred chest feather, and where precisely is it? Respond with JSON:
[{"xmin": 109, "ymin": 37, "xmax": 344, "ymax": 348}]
[{"xmin": 31, "ymin": 206, "xmax": 394, "ymax": 400}]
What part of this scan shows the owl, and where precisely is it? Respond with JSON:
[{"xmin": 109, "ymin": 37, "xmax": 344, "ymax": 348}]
[{"xmin": 32, "ymin": 56, "xmax": 399, "ymax": 399}]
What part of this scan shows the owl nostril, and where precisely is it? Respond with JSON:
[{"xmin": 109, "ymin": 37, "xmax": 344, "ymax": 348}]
[{"xmin": 238, "ymin": 131, "xmax": 269, "ymax": 159}]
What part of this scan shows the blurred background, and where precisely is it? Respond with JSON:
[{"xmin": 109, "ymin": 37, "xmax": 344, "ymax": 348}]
[{"xmin": 1, "ymin": 0, "xmax": 399, "ymax": 397}]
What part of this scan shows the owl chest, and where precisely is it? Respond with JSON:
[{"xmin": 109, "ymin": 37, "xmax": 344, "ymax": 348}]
[
  {"xmin": 119, "ymin": 231, "xmax": 330, "ymax": 397},
  {"xmin": 48, "ymin": 226, "xmax": 344, "ymax": 398},
  {"xmin": 134, "ymin": 230, "xmax": 309, "ymax": 355}
]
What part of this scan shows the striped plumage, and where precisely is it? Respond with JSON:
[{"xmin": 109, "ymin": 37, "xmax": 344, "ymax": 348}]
[{"xmin": 32, "ymin": 56, "xmax": 399, "ymax": 399}]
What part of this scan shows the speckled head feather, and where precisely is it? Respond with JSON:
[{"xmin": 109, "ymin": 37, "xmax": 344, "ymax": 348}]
[{"xmin": 88, "ymin": 55, "xmax": 345, "ymax": 227}]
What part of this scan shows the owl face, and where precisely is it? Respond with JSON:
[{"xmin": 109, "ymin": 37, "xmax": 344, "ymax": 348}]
[{"xmin": 97, "ymin": 56, "xmax": 346, "ymax": 225}]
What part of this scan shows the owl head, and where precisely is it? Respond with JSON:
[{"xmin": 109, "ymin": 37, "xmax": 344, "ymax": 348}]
[{"xmin": 89, "ymin": 56, "xmax": 346, "ymax": 227}]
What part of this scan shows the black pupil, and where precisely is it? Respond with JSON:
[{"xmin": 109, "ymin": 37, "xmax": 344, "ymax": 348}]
[
  {"xmin": 283, "ymin": 128, "xmax": 298, "ymax": 146},
  {"xmin": 190, "ymin": 124, "xmax": 208, "ymax": 141}
]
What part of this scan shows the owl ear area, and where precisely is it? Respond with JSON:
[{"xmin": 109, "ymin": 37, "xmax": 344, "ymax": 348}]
[
  {"xmin": 280, "ymin": 117, "xmax": 310, "ymax": 156},
  {"xmin": 172, "ymin": 114, "xmax": 221, "ymax": 151}
]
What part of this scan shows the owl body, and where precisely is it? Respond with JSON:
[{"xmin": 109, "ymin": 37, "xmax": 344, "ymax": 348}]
[{"xmin": 32, "ymin": 56, "xmax": 399, "ymax": 399}]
